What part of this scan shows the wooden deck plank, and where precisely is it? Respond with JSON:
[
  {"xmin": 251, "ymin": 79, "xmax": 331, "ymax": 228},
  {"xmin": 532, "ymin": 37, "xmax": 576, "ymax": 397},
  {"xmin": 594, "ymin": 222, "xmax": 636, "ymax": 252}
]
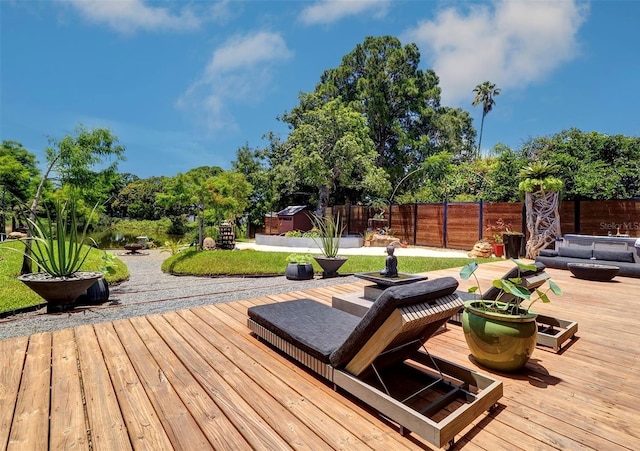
[
  {"xmin": 75, "ymin": 325, "xmax": 133, "ymax": 450},
  {"xmin": 111, "ymin": 318, "xmax": 213, "ymax": 450},
  {"xmin": 7, "ymin": 333, "xmax": 50, "ymax": 451},
  {"xmin": 134, "ymin": 314, "xmax": 273, "ymax": 449},
  {"xmin": 201, "ymin": 302, "xmax": 419, "ymax": 449},
  {"xmin": 162, "ymin": 312, "xmax": 348, "ymax": 449},
  {"xmin": 93, "ymin": 321, "xmax": 173, "ymax": 451},
  {"xmin": 3, "ymin": 261, "xmax": 640, "ymax": 450},
  {"xmin": 50, "ymin": 328, "xmax": 89, "ymax": 450},
  {"xmin": 0, "ymin": 336, "xmax": 28, "ymax": 450}
]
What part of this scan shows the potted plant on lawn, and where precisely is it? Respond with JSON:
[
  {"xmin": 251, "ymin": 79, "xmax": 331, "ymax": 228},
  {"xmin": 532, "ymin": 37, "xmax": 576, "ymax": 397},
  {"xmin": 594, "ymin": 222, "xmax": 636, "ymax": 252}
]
[
  {"xmin": 16, "ymin": 198, "xmax": 104, "ymax": 313},
  {"xmin": 311, "ymin": 213, "xmax": 347, "ymax": 278},
  {"xmin": 459, "ymin": 258, "xmax": 562, "ymax": 371},
  {"xmin": 285, "ymin": 253, "xmax": 315, "ymax": 280}
]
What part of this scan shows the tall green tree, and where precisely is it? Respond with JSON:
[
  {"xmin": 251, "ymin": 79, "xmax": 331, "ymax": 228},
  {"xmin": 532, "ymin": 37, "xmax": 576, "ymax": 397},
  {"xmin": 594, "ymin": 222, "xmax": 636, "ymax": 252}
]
[
  {"xmin": 312, "ymin": 35, "xmax": 476, "ymax": 193},
  {"xmin": 231, "ymin": 144, "xmax": 273, "ymax": 228},
  {"xmin": 21, "ymin": 125, "xmax": 125, "ymax": 274},
  {"xmin": 277, "ymin": 94, "xmax": 390, "ymax": 211},
  {"xmin": 0, "ymin": 141, "xmax": 41, "ymax": 232},
  {"xmin": 521, "ymin": 129, "xmax": 640, "ymax": 200},
  {"xmin": 472, "ymin": 81, "xmax": 501, "ymax": 157},
  {"xmin": 157, "ymin": 167, "xmax": 251, "ymax": 248}
]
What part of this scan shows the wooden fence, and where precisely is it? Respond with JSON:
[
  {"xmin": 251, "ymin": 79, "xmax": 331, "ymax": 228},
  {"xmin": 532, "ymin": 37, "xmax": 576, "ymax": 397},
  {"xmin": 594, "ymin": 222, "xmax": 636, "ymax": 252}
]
[{"xmin": 254, "ymin": 199, "xmax": 640, "ymax": 250}]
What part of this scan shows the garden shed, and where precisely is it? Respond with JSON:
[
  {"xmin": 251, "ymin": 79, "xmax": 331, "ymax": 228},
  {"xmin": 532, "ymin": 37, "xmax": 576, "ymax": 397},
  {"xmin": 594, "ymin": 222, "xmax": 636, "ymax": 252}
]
[{"xmin": 277, "ymin": 205, "xmax": 313, "ymax": 234}]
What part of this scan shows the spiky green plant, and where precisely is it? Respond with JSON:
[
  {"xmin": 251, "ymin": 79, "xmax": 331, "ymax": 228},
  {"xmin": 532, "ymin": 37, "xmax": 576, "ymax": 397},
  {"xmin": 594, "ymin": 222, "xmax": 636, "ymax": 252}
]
[
  {"xmin": 21, "ymin": 199, "xmax": 99, "ymax": 277},
  {"xmin": 310, "ymin": 213, "xmax": 345, "ymax": 258}
]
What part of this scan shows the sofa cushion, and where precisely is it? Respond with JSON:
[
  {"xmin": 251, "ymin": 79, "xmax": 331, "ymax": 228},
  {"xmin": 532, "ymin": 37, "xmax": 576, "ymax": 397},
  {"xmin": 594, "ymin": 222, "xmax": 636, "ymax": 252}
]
[
  {"xmin": 593, "ymin": 249, "xmax": 635, "ymax": 263},
  {"xmin": 538, "ymin": 249, "xmax": 558, "ymax": 257},
  {"xmin": 558, "ymin": 247, "xmax": 593, "ymax": 259}
]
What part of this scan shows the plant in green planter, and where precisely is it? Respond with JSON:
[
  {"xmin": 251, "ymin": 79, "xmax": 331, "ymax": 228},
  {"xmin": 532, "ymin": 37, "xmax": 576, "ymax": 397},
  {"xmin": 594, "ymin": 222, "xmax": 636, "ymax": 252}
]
[
  {"xmin": 15, "ymin": 198, "xmax": 104, "ymax": 313},
  {"xmin": 285, "ymin": 253, "xmax": 314, "ymax": 280},
  {"xmin": 459, "ymin": 259, "xmax": 562, "ymax": 371},
  {"xmin": 310, "ymin": 213, "xmax": 347, "ymax": 278}
]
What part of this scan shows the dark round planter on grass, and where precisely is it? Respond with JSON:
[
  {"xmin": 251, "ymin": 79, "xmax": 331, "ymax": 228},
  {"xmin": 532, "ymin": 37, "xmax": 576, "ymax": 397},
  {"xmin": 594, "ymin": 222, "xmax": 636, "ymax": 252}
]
[{"xmin": 285, "ymin": 263, "xmax": 314, "ymax": 280}]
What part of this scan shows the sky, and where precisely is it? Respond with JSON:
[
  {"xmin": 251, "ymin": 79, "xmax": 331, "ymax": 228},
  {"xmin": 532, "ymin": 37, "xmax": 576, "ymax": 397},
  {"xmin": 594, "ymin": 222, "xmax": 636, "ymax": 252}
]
[{"xmin": 1, "ymin": 0, "xmax": 639, "ymax": 179}]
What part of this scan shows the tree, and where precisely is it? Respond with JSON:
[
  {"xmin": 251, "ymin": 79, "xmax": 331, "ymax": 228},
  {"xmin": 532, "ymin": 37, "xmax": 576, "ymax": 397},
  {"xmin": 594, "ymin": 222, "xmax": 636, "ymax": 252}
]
[
  {"xmin": 0, "ymin": 141, "xmax": 40, "ymax": 232},
  {"xmin": 231, "ymin": 144, "xmax": 273, "ymax": 228},
  {"xmin": 472, "ymin": 81, "xmax": 501, "ymax": 157},
  {"xmin": 21, "ymin": 125, "xmax": 125, "ymax": 274},
  {"xmin": 278, "ymin": 94, "xmax": 390, "ymax": 212},
  {"xmin": 312, "ymin": 35, "xmax": 476, "ymax": 193},
  {"xmin": 521, "ymin": 129, "xmax": 640, "ymax": 200},
  {"xmin": 157, "ymin": 167, "xmax": 251, "ymax": 249},
  {"xmin": 110, "ymin": 176, "xmax": 168, "ymax": 220}
]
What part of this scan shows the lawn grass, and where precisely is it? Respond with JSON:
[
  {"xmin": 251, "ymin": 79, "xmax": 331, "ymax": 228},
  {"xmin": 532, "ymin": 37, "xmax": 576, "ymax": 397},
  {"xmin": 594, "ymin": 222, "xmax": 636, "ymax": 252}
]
[
  {"xmin": 0, "ymin": 240, "xmax": 129, "ymax": 314},
  {"xmin": 162, "ymin": 248, "xmax": 496, "ymax": 276}
]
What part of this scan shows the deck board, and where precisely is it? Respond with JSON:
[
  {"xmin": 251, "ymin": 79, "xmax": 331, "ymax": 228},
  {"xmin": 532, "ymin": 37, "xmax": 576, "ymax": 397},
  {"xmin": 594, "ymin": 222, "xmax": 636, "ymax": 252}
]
[{"xmin": 2, "ymin": 260, "xmax": 640, "ymax": 450}]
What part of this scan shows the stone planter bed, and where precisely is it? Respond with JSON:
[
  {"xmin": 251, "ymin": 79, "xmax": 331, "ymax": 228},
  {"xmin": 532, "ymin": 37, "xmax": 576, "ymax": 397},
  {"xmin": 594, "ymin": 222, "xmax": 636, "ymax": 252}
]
[{"xmin": 255, "ymin": 233, "xmax": 363, "ymax": 249}]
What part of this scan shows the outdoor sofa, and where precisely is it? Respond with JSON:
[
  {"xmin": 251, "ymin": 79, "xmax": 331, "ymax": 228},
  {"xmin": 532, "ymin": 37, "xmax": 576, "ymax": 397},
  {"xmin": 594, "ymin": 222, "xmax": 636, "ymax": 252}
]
[
  {"xmin": 247, "ymin": 277, "xmax": 503, "ymax": 448},
  {"xmin": 535, "ymin": 247, "xmax": 640, "ymax": 278}
]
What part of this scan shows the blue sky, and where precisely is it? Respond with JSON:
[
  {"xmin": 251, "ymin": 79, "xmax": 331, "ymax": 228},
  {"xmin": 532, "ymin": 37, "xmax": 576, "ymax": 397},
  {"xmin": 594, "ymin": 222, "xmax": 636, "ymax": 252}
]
[{"xmin": 1, "ymin": 0, "xmax": 638, "ymax": 178}]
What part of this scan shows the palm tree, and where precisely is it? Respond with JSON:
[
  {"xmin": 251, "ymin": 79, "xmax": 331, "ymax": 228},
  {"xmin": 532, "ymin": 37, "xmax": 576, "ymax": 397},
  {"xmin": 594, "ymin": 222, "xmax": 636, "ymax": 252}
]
[{"xmin": 472, "ymin": 81, "xmax": 501, "ymax": 157}]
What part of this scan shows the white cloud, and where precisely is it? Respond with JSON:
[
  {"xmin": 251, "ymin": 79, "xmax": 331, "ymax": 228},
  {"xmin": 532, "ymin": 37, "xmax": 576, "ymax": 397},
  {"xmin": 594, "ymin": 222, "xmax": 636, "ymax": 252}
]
[
  {"xmin": 403, "ymin": 0, "xmax": 589, "ymax": 106},
  {"xmin": 299, "ymin": 0, "xmax": 390, "ymax": 25},
  {"xmin": 61, "ymin": 0, "xmax": 219, "ymax": 33},
  {"xmin": 178, "ymin": 31, "xmax": 293, "ymax": 131}
]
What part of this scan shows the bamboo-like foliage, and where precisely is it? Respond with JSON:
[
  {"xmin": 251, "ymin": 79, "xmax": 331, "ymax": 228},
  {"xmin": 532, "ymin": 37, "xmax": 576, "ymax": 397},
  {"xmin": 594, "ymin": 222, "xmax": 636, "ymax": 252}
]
[{"xmin": 22, "ymin": 199, "xmax": 98, "ymax": 277}]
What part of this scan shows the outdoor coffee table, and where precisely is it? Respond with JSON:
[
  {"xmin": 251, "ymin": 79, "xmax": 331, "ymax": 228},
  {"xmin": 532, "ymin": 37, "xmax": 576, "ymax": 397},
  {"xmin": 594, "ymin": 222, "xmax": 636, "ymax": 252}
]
[
  {"xmin": 567, "ymin": 263, "xmax": 619, "ymax": 281},
  {"xmin": 332, "ymin": 272, "xmax": 427, "ymax": 317}
]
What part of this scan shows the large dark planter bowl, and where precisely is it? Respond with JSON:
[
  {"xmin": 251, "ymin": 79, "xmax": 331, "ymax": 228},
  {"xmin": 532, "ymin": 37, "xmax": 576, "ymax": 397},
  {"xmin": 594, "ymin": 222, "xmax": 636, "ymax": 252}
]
[
  {"xmin": 462, "ymin": 300, "xmax": 538, "ymax": 372},
  {"xmin": 18, "ymin": 271, "xmax": 103, "ymax": 313},
  {"xmin": 314, "ymin": 256, "xmax": 347, "ymax": 278},
  {"xmin": 285, "ymin": 263, "xmax": 314, "ymax": 281},
  {"xmin": 76, "ymin": 278, "xmax": 110, "ymax": 305}
]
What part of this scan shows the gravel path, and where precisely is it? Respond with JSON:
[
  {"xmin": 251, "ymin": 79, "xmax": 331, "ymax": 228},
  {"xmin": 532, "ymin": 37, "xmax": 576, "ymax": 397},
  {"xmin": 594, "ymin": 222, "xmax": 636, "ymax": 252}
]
[{"xmin": 0, "ymin": 250, "xmax": 359, "ymax": 340}]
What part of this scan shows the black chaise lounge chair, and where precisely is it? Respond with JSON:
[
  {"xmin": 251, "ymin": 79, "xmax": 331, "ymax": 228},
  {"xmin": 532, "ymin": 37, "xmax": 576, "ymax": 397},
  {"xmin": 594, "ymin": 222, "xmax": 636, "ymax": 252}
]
[
  {"xmin": 451, "ymin": 262, "xmax": 578, "ymax": 352},
  {"xmin": 247, "ymin": 277, "xmax": 503, "ymax": 448}
]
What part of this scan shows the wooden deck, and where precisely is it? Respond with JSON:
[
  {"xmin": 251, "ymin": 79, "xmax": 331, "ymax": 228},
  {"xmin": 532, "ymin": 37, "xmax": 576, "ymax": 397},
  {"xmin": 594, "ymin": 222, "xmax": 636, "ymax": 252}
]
[{"xmin": 2, "ymin": 260, "xmax": 639, "ymax": 450}]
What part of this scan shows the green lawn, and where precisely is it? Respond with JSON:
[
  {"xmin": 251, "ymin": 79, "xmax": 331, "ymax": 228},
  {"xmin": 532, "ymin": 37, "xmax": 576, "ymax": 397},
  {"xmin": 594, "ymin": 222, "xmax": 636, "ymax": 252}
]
[
  {"xmin": 0, "ymin": 240, "xmax": 129, "ymax": 314},
  {"xmin": 162, "ymin": 248, "xmax": 495, "ymax": 277}
]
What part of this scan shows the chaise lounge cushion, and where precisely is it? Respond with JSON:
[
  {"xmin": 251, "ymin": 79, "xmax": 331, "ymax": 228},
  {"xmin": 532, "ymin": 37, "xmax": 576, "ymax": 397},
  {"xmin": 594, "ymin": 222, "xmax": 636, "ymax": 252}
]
[
  {"xmin": 329, "ymin": 277, "xmax": 459, "ymax": 367},
  {"xmin": 248, "ymin": 277, "xmax": 460, "ymax": 367},
  {"xmin": 248, "ymin": 298, "xmax": 360, "ymax": 362}
]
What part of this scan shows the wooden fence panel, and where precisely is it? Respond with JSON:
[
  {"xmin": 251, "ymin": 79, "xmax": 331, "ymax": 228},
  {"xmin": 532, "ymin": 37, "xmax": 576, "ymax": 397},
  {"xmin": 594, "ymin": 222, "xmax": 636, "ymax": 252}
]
[
  {"xmin": 579, "ymin": 200, "xmax": 640, "ymax": 236},
  {"xmin": 347, "ymin": 206, "xmax": 369, "ymax": 235},
  {"xmin": 415, "ymin": 204, "xmax": 445, "ymax": 247},
  {"xmin": 446, "ymin": 203, "xmax": 481, "ymax": 250},
  {"xmin": 389, "ymin": 204, "xmax": 415, "ymax": 244},
  {"xmin": 559, "ymin": 201, "xmax": 576, "ymax": 235},
  {"xmin": 483, "ymin": 203, "xmax": 524, "ymax": 241}
]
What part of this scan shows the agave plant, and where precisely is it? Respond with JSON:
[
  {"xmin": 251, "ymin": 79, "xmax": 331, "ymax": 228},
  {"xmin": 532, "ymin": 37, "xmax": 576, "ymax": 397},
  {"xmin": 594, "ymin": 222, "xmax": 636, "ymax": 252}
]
[
  {"xmin": 22, "ymin": 198, "xmax": 99, "ymax": 278},
  {"xmin": 310, "ymin": 213, "xmax": 345, "ymax": 258}
]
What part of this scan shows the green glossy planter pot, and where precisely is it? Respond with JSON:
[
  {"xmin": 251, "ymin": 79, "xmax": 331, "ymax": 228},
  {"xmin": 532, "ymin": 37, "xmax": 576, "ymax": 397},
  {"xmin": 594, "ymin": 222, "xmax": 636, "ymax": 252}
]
[{"xmin": 462, "ymin": 301, "xmax": 538, "ymax": 372}]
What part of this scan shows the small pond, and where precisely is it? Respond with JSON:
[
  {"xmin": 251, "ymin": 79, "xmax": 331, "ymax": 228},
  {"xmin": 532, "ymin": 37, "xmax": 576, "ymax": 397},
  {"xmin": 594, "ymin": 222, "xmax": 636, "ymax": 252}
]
[{"xmin": 87, "ymin": 230, "xmax": 183, "ymax": 249}]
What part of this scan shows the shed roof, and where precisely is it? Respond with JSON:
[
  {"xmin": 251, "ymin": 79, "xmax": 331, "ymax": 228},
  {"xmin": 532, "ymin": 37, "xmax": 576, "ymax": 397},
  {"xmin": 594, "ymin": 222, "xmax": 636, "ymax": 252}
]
[{"xmin": 277, "ymin": 205, "xmax": 308, "ymax": 216}]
